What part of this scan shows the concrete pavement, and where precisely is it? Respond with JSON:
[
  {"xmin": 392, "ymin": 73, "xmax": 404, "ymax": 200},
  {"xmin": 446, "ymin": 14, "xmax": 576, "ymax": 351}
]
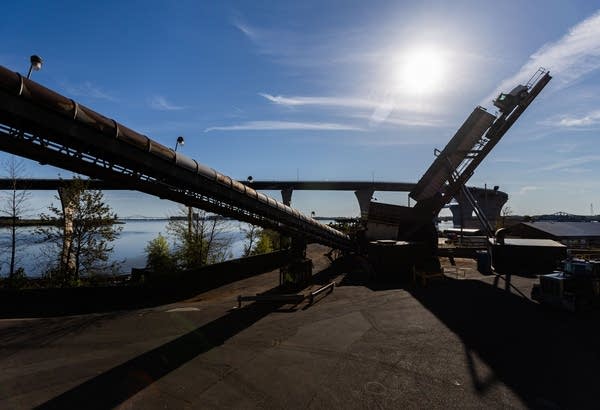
[{"xmin": 1, "ymin": 246, "xmax": 599, "ymax": 409}]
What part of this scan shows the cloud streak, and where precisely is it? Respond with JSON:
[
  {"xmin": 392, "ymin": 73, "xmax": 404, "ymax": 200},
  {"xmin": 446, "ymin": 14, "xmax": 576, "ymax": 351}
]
[
  {"xmin": 259, "ymin": 93, "xmax": 442, "ymax": 127},
  {"xmin": 64, "ymin": 81, "xmax": 115, "ymax": 101},
  {"xmin": 483, "ymin": 10, "xmax": 600, "ymax": 104},
  {"xmin": 350, "ymin": 113, "xmax": 444, "ymax": 128},
  {"xmin": 149, "ymin": 96, "xmax": 185, "ymax": 111},
  {"xmin": 260, "ymin": 93, "xmax": 382, "ymax": 109},
  {"xmin": 518, "ymin": 186, "xmax": 541, "ymax": 195},
  {"xmin": 491, "ymin": 157, "xmax": 525, "ymax": 164},
  {"xmin": 542, "ymin": 155, "xmax": 600, "ymax": 171},
  {"xmin": 205, "ymin": 120, "xmax": 364, "ymax": 132},
  {"xmin": 233, "ymin": 19, "xmax": 347, "ymax": 68},
  {"xmin": 234, "ymin": 21, "xmax": 257, "ymax": 41},
  {"xmin": 551, "ymin": 110, "xmax": 600, "ymax": 127},
  {"xmin": 259, "ymin": 92, "xmax": 438, "ymax": 113}
]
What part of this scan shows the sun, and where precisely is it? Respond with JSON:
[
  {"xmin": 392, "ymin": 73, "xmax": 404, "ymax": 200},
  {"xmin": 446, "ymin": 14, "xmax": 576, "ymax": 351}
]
[{"xmin": 396, "ymin": 47, "xmax": 446, "ymax": 94}]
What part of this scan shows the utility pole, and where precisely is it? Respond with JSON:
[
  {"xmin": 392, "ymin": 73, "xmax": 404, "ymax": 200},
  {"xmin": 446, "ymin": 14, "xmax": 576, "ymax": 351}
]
[{"xmin": 174, "ymin": 136, "xmax": 192, "ymax": 237}]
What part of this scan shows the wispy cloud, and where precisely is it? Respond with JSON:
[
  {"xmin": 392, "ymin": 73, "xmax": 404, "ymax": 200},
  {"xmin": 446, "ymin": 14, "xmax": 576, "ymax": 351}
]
[
  {"xmin": 553, "ymin": 142, "xmax": 579, "ymax": 153},
  {"xmin": 259, "ymin": 93, "xmax": 441, "ymax": 126},
  {"xmin": 233, "ymin": 19, "xmax": 307, "ymax": 67},
  {"xmin": 491, "ymin": 157, "xmax": 525, "ymax": 164},
  {"xmin": 350, "ymin": 135, "xmax": 447, "ymax": 147},
  {"xmin": 350, "ymin": 113, "xmax": 445, "ymax": 128},
  {"xmin": 238, "ymin": 15, "xmax": 462, "ymax": 128},
  {"xmin": 233, "ymin": 19, "xmax": 343, "ymax": 67},
  {"xmin": 149, "ymin": 96, "xmax": 185, "ymax": 111},
  {"xmin": 64, "ymin": 81, "xmax": 115, "ymax": 101},
  {"xmin": 260, "ymin": 93, "xmax": 380, "ymax": 109},
  {"xmin": 560, "ymin": 167, "xmax": 592, "ymax": 174},
  {"xmin": 259, "ymin": 92, "xmax": 438, "ymax": 113},
  {"xmin": 548, "ymin": 110, "xmax": 600, "ymax": 127},
  {"xmin": 483, "ymin": 10, "xmax": 600, "ymax": 104},
  {"xmin": 205, "ymin": 120, "xmax": 363, "ymax": 132},
  {"xmin": 542, "ymin": 155, "xmax": 600, "ymax": 171},
  {"xmin": 234, "ymin": 21, "xmax": 257, "ymax": 41},
  {"xmin": 518, "ymin": 186, "xmax": 541, "ymax": 195}
]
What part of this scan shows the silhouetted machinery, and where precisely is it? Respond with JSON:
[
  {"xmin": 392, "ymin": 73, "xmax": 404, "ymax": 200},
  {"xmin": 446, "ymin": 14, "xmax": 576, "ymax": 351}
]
[
  {"xmin": 367, "ymin": 69, "xmax": 552, "ymax": 279},
  {"xmin": 532, "ymin": 259, "xmax": 600, "ymax": 312}
]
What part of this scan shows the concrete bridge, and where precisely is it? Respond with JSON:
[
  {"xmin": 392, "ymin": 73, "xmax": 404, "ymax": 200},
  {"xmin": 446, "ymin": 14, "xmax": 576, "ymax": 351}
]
[
  {"xmin": 242, "ymin": 180, "xmax": 508, "ymax": 227},
  {"xmin": 0, "ymin": 178, "xmax": 509, "ymax": 227}
]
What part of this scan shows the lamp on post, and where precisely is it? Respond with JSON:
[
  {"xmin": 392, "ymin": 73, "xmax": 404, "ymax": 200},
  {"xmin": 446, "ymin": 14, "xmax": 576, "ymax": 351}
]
[
  {"xmin": 13, "ymin": 55, "xmax": 43, "ymax": 138},
  {"xmin": 174, "ymin": 135, "xmax": 192, "ymax": 235},
  {"xmin": 27, "ymin": 55, "xmax": 43, "ymax": 79},
  {"xmin": 174, "ymin": 135, "xmax": 185, "ymax": 152}
]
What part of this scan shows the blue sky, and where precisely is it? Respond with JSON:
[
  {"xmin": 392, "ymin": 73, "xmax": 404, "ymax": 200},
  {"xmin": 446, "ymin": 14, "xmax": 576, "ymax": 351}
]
[{"xmin": 2, "ymin": 0, "xmax": 600, "ymax": 218}]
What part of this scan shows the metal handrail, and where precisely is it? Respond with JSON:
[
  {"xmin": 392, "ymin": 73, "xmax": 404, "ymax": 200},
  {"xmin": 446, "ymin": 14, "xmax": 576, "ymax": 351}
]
[{"xmin": 308, "ymin": 282, "xmax": 335, "ymax": 304}]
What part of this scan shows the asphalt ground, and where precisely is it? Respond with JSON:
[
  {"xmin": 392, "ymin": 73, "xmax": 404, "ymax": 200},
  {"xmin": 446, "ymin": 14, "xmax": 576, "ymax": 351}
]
[{"xmin": 1, "ymin": 245, "xmax": 599, "ymax": 409}]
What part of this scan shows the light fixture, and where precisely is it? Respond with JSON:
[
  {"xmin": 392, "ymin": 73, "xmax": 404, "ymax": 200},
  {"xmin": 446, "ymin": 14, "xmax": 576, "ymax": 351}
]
[
  {"xmin": 27, "ymin": 55, "xmax": 43, "ymax": 79},
  {"xmin": 175, "ymin": 135, "xmax": 185, "ymax": 151}
]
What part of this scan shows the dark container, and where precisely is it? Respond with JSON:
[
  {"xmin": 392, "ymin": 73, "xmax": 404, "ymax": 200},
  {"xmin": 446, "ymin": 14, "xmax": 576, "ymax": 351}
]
[
  {"xmin": 476, "ymin": 250, "xmax": 492, "ymax": 275},
  {"xmin": 368, "ymin": 240, "xmax": 426, "ymax": 281}
]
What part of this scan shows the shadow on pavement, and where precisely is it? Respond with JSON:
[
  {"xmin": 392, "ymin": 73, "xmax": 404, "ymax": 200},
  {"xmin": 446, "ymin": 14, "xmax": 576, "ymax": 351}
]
[
  {"xmin": 338, "ymin": 269, "xmax": 407, "ymax": 291},
  {"xmin": 408, "ymin": 278, "xmax": 600, "ymax": 409},
  {"xmin": 337, "ymin": 264, "xmax": 600, "ymax": 408},
  {"xmin": 37, "ymin": 260, "xmax": 343, "ymax": 409},
  {"xmin": 37, "ymin": 300, "xmax": 282, "ymax": 410},
  {"xmin": 0, "ymin": 312, "xmax": 122, "ymax": 350}
]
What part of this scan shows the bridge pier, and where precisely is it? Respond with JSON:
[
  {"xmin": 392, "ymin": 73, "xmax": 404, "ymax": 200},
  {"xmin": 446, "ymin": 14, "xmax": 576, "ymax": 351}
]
[
  {"xmin": 449, "ymin": 188, "xmax": 509, "ymax": 229},
  {"xmin": 281, "ymin": 188, "xmax": 293, "ymax": 206},
  {"xmin": 290, "ymin": 236, "xmax": 307, "ymax": 259},
  {"xmin": 354, "ymin": 189, "xmax": 374, "ymax": 219},
  {"xmin": 279, "ymin": 237, "xmax": 311, "ymax": 290}
]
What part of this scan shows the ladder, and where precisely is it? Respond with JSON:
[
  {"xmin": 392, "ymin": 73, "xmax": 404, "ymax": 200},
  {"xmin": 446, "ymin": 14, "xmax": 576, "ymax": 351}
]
[
  {"xmin": 443, "ymin": 154, "xmax": 495, "ymax": 237},
  {"xmin": 460, "ymin": 185, "xmax": 494, "ymax": 237}
]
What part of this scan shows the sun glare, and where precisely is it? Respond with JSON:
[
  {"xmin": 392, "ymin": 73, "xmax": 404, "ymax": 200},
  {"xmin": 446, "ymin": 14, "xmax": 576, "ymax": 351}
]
[{"xmin": 396, "ymin": 47, "xmax": 446, "ymax": 94}]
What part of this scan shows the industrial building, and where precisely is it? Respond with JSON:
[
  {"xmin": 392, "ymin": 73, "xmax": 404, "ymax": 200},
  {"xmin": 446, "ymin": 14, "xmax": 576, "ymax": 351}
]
[{"xmin": 503, "ymin": 221, "xmax": 600, "ymax": 249}]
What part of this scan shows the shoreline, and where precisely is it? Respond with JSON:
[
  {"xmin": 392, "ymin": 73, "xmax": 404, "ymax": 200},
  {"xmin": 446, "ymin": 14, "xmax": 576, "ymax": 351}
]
[{"xmin": 0, "ymin": 219, "xmax": 125, "ymax": 227}]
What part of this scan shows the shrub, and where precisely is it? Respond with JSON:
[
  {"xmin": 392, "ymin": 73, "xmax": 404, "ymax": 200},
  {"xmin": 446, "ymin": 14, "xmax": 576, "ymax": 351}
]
[{"xmin": 145, "ymin": 234, "xmax": 176, "ymax": 274}]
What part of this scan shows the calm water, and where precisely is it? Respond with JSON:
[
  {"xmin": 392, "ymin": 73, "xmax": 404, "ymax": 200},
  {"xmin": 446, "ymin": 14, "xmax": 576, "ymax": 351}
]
[
  {"xmin": 0, "ymin": 220, "xmax": 248, "ymax": 277},
  {"xmin": 0, "ymin": 219, "xmax": 452, "ymax": 277}
]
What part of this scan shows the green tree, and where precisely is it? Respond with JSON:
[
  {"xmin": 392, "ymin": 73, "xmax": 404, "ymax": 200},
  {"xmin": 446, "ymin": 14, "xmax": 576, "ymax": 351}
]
[
  {"xmin": 248, "ymin": 228, "xmax": 283, "ymax": 255},
  {"xmin": 144, "ymin": 233, "xmax": 176, "ymax": 273},
  {"xmin": 38, "ymin": 177, "xmax": 122, "ymax": 285},
  {"xmin": 253, "ymin": 231, "xmax": 274, "ymax": 255},
  {"xmin": 241, "ymin": 223, "xmax": 260, "ymax": 257},
  {"xmin": 166, "ymin": 207, "xmax": 233, "ymax": 269}
]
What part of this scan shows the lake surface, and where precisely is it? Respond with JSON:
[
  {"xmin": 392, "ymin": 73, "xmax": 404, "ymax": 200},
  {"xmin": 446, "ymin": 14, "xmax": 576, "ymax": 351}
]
[
  {"xmin": 0, "ymin": 220, "xmax": 249, "ymax": 277},
  {"xmin": 1, "ymin": 218, "xmax": 445, "ymax": 278}
]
